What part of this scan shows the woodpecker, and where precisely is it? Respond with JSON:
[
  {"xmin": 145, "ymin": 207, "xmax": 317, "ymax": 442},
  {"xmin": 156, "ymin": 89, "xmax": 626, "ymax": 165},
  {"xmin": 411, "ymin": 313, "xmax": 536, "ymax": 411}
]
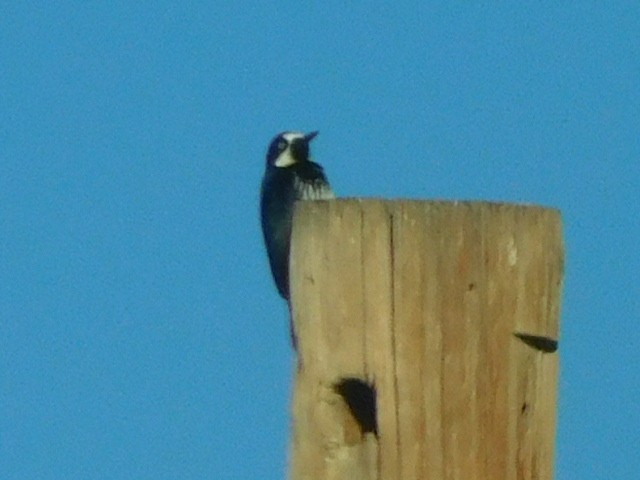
[{"xmin": 260, "ymin": 131, "xmax": 334, "ymax": 343}]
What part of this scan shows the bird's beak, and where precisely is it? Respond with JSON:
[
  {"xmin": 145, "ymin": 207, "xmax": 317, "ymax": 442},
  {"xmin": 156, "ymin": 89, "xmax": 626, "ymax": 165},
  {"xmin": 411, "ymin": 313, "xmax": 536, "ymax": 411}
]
[{"xmin": 304, "ymin": 131, "xmax": 319, "ymax": 142}]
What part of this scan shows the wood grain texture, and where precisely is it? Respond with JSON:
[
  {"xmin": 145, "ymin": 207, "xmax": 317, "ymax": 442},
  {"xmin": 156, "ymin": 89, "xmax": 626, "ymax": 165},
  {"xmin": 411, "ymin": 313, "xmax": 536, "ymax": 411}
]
[{"xmin": 288, "ymin": 200, "xmax": 563, "ymax": 480}]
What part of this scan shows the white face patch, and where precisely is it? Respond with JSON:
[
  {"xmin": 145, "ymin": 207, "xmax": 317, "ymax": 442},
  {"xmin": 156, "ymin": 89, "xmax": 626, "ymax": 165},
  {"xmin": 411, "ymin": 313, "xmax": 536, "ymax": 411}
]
[
  {"xmin": 274, "ymin": 149, "xmax": 296, "ymax": 167},
  {"xmin": 282, "ymin": 132, "xmax": 305, "ymax": 142},
  {"xmin": 274, "ymin": 132, "xmax": 306, "ymax": 168}
]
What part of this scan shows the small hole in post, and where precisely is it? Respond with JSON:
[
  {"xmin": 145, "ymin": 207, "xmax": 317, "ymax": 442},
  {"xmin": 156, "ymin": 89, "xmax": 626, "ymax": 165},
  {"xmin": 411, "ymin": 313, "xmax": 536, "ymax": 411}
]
[
  {"xmin": 333, "ymin": 378, "xmax": 378, "ymax": 436},
  {"xmin": 514, "ymin": 332, "xmax": 558, "ymax": 353}
]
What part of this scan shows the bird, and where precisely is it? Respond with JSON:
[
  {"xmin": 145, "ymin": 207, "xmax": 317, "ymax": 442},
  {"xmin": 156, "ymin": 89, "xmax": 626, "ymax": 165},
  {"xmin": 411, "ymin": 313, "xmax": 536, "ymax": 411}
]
[{"xmin": 260, "ymin": 131, "xmax": 334, "ymax": 345}]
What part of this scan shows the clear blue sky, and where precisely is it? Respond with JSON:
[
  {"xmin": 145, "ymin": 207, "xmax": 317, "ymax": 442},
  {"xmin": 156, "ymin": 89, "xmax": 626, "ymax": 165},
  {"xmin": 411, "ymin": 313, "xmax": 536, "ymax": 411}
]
[{"xmin": 1, "ymin": 3, "xmax": 638, "ymax": 479}]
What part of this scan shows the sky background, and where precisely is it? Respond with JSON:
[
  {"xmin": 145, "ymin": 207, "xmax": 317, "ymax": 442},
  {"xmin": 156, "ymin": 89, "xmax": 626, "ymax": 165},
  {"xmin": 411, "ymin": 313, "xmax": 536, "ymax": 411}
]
[{"xmin": 1, "ymin": 2, "xmax": 638, "ymax": 479}]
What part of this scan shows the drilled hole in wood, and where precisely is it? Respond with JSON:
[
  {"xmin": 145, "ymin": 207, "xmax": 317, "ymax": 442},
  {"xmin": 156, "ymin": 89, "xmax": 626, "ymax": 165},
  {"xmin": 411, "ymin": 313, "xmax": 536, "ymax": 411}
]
[{"xmin": 333, "ymin": 378, "xmax": 378, "ymax": 436}]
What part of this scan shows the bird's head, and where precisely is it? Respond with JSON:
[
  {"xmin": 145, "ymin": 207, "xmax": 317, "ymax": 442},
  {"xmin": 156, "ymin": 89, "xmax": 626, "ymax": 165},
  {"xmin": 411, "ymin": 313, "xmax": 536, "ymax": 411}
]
[{"xmin": 265, "ymin": 131, "xmax": 319, "ymax": 169}]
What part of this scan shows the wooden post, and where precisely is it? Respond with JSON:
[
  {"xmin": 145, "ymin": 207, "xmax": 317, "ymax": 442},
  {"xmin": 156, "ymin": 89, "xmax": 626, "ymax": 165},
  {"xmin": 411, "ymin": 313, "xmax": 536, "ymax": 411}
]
[{"xmin": 288, "ymin": 200, "xmax": 563, "ymax": 480}]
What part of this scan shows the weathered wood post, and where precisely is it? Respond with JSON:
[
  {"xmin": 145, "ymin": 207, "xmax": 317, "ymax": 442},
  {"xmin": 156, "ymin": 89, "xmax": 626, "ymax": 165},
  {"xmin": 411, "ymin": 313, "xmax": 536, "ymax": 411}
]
[{"xmin": 288, "ymin": 200, "xmax": 563, "ymax": 480}]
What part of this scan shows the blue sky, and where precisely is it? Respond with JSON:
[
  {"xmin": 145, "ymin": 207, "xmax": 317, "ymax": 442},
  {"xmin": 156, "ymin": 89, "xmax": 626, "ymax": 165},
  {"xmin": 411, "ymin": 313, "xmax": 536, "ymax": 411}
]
[{"xmin": 1, "ymin": 3, "xmax": 638, "ymax": 479}]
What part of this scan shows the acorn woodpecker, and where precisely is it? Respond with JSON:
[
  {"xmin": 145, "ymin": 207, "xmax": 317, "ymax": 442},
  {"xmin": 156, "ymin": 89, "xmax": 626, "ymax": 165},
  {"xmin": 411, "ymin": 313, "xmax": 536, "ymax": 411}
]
[{"xmin": 260, "ymin": 131, "xmax": 334, "ymax": 339}]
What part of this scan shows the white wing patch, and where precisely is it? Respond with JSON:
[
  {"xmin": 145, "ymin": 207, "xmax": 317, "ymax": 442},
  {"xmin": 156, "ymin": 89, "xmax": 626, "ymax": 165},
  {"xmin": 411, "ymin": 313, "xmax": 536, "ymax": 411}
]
[{"xmin": 294, "ymin": 177, "xmax": 335, "ymax": 200}]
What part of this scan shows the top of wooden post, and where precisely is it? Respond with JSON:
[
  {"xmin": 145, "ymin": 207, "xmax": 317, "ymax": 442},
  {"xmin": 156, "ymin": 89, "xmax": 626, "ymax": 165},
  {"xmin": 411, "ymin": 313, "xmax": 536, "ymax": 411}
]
[{"xmin": 288, "ymin": 199, "xmax": 563, "ymax": 480}]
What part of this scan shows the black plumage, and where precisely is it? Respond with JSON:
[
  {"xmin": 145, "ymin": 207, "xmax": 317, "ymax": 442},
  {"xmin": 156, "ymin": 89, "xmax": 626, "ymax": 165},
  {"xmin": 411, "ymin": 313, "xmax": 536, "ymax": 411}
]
[{"xmin": 260, "ymin": 131, "xmax": 334, "ymax": 302}]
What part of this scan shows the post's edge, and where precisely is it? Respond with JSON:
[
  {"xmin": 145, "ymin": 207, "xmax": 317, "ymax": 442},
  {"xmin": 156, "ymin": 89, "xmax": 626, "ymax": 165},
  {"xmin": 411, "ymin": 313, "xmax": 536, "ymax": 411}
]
[{"xmin": 294, "ymin": 197, "xmax": 562, "ymax": 215}]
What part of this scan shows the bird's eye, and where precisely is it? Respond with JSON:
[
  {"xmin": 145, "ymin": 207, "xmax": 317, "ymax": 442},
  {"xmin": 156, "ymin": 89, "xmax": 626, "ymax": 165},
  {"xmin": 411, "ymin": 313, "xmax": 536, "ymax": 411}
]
[{"xmin": 277, "ymin": 141, "xmax": 287, "ymax": 151}]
